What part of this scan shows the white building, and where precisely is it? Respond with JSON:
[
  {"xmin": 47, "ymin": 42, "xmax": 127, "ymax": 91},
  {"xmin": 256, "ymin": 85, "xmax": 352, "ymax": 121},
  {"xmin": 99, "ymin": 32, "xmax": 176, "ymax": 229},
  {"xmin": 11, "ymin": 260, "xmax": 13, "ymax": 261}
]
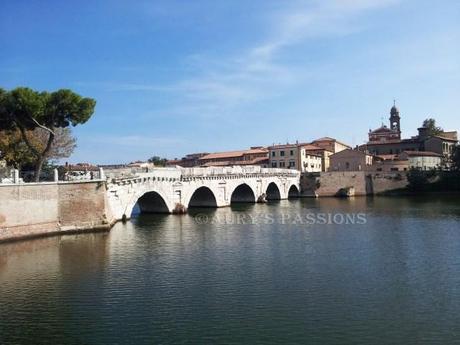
[
  {"xmin": 268, "ymin": 143, "xmax": 322, "ymax": 172},
  {"xmin": 398, "ymin": 151, "xmax": 442, "ymax": 170}
]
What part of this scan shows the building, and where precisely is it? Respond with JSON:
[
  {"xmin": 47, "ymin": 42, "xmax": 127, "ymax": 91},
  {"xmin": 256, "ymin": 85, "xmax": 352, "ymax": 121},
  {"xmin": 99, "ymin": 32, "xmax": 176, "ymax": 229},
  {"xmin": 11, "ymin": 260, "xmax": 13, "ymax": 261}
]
[
  {"xmin": 398, "ymin": 151, "xmax": 442, "ymax": 170},
  {"xmin": 168, "ymin": 153, "xmax": 209, "ymax": 167},
  {"xmin": 362, "ymin": 103, "xmax": 458, "ymax": 167},
  {"xmin": 301, "ymin": 152, "xmax": 322, "ymax": 172},
  {"xmin": 269, "ymin": 143, "xmax": 300, "ymax": 169},
  {"xmin": 268, "ymin": 143, "xmax": 322, "ymax": 172},
  {"xmin": 311, "ymin": 137, "xmax": 351, "ymax": 154},
  {"xmin": 302, "ymin": 144, "xmax": 334, "ymax": 172},
  {"xmin": 329, "ymin": 149, "xmax": 373, "ymax": 172},
  {"xmin": 371, "ymin": 155, "xmax": 409, "ymax": 173},
  {"xmin": 198, "ymin": 147, "xmax": 269, "ymax": 167}
]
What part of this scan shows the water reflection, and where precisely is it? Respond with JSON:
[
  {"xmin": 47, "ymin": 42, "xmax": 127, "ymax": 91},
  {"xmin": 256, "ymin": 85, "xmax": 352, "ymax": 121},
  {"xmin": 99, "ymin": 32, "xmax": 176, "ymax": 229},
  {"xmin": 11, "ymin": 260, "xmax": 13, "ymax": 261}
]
[{"xmin": 1, "ymin": 196, "xmax": 460, "ymax": 344}]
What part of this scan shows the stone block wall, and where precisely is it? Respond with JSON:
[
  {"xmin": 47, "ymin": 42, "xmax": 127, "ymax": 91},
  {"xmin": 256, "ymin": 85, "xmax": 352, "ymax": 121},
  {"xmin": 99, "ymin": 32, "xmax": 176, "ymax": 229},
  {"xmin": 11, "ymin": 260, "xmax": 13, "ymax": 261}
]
[
  {"xmin": 300, "ymin": 171, "xmax": 408, "ymax": 197},
  {"xmin": 0, "ymin": 181, "xmax": 111, "ymax": 243}
]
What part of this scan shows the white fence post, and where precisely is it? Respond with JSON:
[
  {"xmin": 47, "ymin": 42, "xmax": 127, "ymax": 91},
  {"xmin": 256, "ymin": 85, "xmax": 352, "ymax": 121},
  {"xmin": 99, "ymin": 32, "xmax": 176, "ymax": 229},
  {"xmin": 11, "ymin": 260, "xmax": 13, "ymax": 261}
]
[{"xmin": 13, "ymin": 169, "xmax": 19, "ymax": 183}]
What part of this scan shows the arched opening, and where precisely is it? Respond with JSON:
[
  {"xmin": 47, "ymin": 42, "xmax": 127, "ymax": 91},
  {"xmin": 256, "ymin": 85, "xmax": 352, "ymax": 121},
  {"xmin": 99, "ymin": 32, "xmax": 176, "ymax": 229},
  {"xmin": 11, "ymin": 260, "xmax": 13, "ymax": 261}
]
[
  {"xmin": 231, "ymin": 184, "xmax": 256, "ymax": 203},
  {"xmin": 188, "ymin": 187, "xmax": 217, "ymax": 208},
  {"xmin": 266, "ymin": 182, "xmax": 281, "ymax": 200},
  {"xmin": 136, "ymin": 191, "xmax": 170, "ymax": 214},
  {"xmin": 288, "ymin": 185, "xmax": 300, "ymax": 198}
]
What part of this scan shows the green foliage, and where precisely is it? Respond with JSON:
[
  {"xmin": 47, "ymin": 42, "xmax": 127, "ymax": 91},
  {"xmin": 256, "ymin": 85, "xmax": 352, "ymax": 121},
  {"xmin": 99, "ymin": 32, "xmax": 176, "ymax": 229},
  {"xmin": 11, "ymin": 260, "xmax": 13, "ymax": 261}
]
[
  {"xmin": 422, "ymin": 118, "xmax": 443, "ymax": 136},
  {"xmin": 407, "ymin": 168, "xmax": 437, "ymax": 191},
  {"xmin": 0, "ymin": 87, "xmax": 95, "ymax": 180},
  {"xmin": 148, "ymin": 156, "xmax": 168, "ymax": 166},
  {"xmin": 452, "ymin": 145, "xmax": 460, "ymax": 171},
  {"xmin": 0, "ymin": 129, "xmax": 36, "ymax": 169}
]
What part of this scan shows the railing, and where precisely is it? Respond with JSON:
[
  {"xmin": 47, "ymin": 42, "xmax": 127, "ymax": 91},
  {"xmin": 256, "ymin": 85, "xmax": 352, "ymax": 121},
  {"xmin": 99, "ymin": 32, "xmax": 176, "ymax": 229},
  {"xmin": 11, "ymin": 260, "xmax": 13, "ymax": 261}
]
[{"xmin": 1, "ymin": 167, "xmax": 106, "ymax": 184}]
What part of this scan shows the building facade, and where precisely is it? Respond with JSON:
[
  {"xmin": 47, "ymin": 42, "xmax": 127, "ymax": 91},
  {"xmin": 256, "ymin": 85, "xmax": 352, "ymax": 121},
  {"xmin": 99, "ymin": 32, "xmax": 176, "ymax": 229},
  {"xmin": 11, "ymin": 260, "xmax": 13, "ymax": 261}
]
[
  {"xmin": 329, "ymin": 149, "xmax": 373, "ymax": 172},
  {"xmin": 311, "ymin": 137, "xmax": 351, "ymax": 154},
  {"xmin": 268, "ymin": 143, "xmax": 322, "ymax": 172},
  {"xmin": 398, "ymin": 151, "xmax": 442, "ymax": 170}
]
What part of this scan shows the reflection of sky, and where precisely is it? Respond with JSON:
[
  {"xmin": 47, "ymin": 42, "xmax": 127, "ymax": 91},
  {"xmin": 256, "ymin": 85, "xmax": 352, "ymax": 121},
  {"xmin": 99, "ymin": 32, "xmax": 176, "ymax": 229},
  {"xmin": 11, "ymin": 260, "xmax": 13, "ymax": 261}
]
[{"xmin": 1, "ymin": 197, "xmax": 460, "ymax": 343}]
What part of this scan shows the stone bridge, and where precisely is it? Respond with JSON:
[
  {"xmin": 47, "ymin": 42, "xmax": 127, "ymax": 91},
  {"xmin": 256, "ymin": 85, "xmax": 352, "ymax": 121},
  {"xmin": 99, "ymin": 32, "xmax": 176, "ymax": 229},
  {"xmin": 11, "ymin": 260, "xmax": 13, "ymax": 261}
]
[{"xmin": 106, "ymin": 166, "xmax": 301, "ymax": 221}]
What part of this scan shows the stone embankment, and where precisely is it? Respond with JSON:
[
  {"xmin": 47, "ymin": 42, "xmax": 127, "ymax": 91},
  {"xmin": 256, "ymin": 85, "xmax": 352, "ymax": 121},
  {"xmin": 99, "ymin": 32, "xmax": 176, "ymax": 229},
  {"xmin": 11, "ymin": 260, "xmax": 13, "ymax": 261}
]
[
  {"xmin": 300, "ymin": 171, "xmax": 408, "ymax": 197},
  {"xmin": 0, "ymin": 180, "xmax": 112, "ymax": 243}
]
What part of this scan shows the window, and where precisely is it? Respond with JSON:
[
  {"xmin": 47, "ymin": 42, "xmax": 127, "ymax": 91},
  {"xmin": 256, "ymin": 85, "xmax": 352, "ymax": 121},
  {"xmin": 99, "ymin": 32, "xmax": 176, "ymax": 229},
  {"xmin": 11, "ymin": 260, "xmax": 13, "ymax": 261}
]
[
  {"xmin": 346, "ymin": 162, "xmax": 350, "ymax": 170},
  {"xmin": 289, "ymin": 161, "xmax": 295, "ymax": 167},
  {"xmin": 290, "ymin": 150, "xmax": 294, "ymax": 156},
  {"xmin": 272, "ymin": 151, "xmax": 276, "ymax": 157},
  {"xmin": 271, "ymin": 162, "xmax": 277, "ymax": 168},
  {"xmin": 280, "ymin": 151, "xmax": 285, "ymax": 156},
  {"xmin": 279, "ymin": 161, "xmax": 285, "ymax": 167}
]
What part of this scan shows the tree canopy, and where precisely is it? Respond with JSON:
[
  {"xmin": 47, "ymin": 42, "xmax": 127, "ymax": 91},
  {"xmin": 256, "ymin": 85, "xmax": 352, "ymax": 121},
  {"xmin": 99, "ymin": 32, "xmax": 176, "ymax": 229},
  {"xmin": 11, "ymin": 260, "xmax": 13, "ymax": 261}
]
[
  {"xmin": 0, "ymin": 87, "xmax": 95, "ymax": 180},
  {"xmin": 148, "ymin": 156, "xmax": 168, "ymax": 166},
  {"xmin": 422, "ymin": 118, "xmax": 443, "ymax": 136},
  {"xmin": 452, "ymin": 145, "xmax": 460, "ymax": 171}
]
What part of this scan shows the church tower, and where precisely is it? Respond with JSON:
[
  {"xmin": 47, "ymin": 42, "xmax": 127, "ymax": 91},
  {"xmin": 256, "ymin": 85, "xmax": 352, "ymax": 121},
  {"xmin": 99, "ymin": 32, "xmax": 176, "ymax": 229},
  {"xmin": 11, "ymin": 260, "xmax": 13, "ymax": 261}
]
[{"xmin": 389, "ymin": 101, "xmax": 401, "ymax": 140}]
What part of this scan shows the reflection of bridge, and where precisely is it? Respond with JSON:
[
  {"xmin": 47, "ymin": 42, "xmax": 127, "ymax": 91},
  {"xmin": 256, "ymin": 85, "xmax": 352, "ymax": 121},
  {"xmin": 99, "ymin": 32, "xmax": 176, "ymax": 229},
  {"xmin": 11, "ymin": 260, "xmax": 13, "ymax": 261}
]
[{"xmin": 106, "ymin": 166, "xmax": 300, "ymax": 220}]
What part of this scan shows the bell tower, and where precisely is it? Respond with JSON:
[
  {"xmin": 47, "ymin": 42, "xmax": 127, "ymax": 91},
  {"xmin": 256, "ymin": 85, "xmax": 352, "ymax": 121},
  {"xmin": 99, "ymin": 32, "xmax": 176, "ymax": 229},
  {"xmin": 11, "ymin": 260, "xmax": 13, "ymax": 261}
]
[{"xmin": 389, "ymin": 100, "xmax": 401, "ymax": 140}]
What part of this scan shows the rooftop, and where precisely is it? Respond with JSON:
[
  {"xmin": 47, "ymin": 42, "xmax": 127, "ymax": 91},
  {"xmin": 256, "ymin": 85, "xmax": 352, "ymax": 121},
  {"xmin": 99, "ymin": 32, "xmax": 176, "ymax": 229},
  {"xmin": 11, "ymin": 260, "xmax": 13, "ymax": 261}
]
[
  {"xmin": 402, "ymin": 151, "xmax": 443, "ymax": 157},
  {"xmin": 199, "ymin": 148, "xmax": 268, "ymax": 161}
]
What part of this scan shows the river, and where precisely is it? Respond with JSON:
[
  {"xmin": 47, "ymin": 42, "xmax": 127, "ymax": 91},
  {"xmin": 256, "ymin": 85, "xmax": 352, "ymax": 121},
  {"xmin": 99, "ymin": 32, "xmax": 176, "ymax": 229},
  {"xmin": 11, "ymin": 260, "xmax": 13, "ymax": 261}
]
[{"xmin": 1, "ymin": 196, "xmax": 460, "ymax": 344}]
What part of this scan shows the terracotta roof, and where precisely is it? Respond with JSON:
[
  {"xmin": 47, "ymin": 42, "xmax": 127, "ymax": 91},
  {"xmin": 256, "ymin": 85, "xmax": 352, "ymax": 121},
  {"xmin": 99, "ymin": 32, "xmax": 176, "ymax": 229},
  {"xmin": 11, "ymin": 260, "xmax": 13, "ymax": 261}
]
[
  {"xmin": 429, "ymin": 135, "xmax": 458, "ymax": 142},
  {"xmin": 201, "ymin": 157, "xmax": 269, "ymax": 167},
  {"xmin": 301, "ymin": 144, "xmax": 332, "ymax": 152},
  {"xmin": 312, "ymin": 137, "xmax": 351, "ymax": 148},
  {"xmin": 402, "ymin": 151, "xmax": 443, "ymax": 157},
  {"xmin": 366, "ymin": 138, "xmax": 419, "ymax": 146},
  {"xmin": 199, "ymin": 148, "xmax": 267, "ymax": 161}
]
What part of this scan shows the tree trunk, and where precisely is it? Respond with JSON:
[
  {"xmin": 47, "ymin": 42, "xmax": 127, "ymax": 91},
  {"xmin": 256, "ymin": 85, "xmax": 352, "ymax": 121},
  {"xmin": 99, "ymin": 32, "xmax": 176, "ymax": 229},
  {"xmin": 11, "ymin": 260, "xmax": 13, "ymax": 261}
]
[
  {"xmin": 34, "ymin": 156, "xmax": 46, "ymax": 182},
  {"xmin": 33, "ymin": 130, "xmax": 55, "ymax": 182}
]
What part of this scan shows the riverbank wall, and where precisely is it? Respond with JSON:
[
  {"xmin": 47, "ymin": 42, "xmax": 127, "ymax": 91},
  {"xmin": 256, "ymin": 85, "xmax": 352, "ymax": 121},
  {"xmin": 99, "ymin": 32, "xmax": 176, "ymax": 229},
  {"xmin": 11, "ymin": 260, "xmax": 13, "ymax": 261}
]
[
  {"xmin": 0, "ymin": 181, "xmax": 113, "ymax": 243},
  {"xmin": 300, "ymin": 171, "xmax": 408, "ymax": 197}
]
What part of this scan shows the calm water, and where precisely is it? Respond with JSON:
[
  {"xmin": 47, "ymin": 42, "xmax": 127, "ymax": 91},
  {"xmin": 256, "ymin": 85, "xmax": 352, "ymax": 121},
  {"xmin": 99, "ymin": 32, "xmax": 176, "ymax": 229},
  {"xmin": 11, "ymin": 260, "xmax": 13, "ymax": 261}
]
[{"xmin": 1, "ymin": 197, "xmax": 460, "ymax": 344}]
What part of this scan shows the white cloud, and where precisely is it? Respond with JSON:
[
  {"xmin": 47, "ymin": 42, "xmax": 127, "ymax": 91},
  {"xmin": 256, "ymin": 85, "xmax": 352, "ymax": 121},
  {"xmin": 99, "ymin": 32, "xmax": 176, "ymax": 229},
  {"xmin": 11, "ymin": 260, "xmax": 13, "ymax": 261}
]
[{"xmin": 80, "ymin": 0, "xmax": 402, "ymax": 119}]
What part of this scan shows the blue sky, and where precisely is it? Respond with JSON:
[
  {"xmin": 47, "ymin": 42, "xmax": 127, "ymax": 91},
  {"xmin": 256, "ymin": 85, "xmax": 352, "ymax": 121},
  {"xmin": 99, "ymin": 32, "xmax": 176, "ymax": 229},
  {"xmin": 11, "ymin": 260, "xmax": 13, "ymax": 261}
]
[{"xmin": 1, "ymin": 0, "xmax": 459, "ymax": 164}]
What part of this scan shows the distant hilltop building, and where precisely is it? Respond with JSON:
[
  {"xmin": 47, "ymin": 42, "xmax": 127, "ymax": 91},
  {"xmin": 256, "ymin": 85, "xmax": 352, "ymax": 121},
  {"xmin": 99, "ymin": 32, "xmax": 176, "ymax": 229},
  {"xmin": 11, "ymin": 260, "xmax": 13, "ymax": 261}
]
[{"xmin": 360, "ymin": 103, "xmax": 458, "ymax": 167}]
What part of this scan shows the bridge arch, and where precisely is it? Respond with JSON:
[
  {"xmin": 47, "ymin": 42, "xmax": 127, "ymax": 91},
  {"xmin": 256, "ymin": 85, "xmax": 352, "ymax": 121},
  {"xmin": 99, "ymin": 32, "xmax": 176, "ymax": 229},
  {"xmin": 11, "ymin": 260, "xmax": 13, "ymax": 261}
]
[
  {"xmin": 266, "ymin": 182, "xmax": 281, "ymax": 200},
  {"xmin": 230, "ymin": 183, "xmax": 256, "ymax": 203},
  {"xmin": 288, "ymin": 184, "xmax": 300, "ymax": 198},
  {"xmin": 135, "ymin": 191, "xmax": 170, "ymax": 214},
  {"xmin": 188, "ymin": 186, "xmax": 218, "ymax": 208}
]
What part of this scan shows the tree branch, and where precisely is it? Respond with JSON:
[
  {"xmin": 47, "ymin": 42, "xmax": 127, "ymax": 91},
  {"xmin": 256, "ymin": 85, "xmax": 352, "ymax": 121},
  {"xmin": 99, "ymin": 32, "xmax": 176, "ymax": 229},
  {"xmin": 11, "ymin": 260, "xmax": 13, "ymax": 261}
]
[
  {"xmin": 27, "ymin": 115, "xmax": 55, "ymax": 136},
  {"xmin": 17, "ymin": 124, "xmax": 40, "ymax": 157}
]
